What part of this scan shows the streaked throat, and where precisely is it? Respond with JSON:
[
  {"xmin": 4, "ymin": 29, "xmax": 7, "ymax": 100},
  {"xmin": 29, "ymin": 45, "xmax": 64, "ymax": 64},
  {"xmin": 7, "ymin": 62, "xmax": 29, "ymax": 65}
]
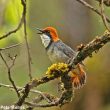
[{"xmin": 40, "ymin": 34, "xmax": 52, "ymax": 48}]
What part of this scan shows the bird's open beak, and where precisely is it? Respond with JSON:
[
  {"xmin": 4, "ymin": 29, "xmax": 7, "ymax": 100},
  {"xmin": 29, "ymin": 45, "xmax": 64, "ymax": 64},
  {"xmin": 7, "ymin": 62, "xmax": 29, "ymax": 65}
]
[{"xmin": 36, "ymin": 28, "xmax": 44, "ymax": 34}]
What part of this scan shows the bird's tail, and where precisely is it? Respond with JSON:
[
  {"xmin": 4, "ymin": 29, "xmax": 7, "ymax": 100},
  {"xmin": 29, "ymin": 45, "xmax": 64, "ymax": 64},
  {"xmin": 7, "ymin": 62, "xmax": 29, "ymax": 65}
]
[{"xmin": 71, "ymin": 64, "xmax": 86, "ymax": 89}]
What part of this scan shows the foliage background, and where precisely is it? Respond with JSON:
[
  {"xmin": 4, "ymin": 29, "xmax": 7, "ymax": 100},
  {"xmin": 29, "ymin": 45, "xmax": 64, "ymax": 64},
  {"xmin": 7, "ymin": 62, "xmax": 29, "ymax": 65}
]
[{"xmin": 0, "ymin": 0, "xmax": 110, "ymax": 110}]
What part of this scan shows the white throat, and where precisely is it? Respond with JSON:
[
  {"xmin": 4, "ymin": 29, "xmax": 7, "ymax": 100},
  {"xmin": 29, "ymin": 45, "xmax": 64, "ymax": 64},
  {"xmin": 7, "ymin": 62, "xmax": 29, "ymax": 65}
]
[{"xmin": 40, "ymin": 34, "xmax": 51, "ymax": 48}]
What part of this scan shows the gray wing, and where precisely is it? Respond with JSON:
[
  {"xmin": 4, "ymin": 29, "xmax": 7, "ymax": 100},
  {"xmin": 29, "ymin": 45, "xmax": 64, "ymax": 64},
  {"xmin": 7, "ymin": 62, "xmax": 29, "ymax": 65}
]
[{"xmin": 55, "ymin": 40, "xmax": 77, "ymax": 59}]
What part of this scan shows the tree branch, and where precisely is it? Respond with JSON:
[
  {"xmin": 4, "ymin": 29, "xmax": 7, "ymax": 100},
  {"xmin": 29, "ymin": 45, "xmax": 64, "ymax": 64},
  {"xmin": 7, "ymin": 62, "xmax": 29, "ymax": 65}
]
[
  {"xmin": 22, "ymin": 0, "xmax": 32, "ymax": 80},
  {"xmin": 0, "ymin": 1, "xmax": 25, "ymax": 40},
  {"xmin": 0, "ymin": 52, "xmax": 20, "ymax": 98},
  {"xmin": 76, "ymin": 0, "xmax": 110, "ymax": 23},
  {"xmin": 96, "ymin": 0, "xmax": 110, "ymax": 6},
  {"xmin": 0, "ymin": 43, "xmax": 21, "ymax": 51},
  {"xmin": 100, "ymin": 0, "xmax": 110, "ymax": 31},
  {"xmin": 0, "ymin": 82, "xmax": 52, "ymax": 100}
]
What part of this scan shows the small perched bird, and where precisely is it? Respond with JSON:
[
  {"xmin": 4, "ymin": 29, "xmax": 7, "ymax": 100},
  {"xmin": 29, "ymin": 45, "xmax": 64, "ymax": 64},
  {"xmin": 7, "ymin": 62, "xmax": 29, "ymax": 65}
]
[{"xmin": 37, "ymin": 27, "xmax": 86, "ymax": 89}]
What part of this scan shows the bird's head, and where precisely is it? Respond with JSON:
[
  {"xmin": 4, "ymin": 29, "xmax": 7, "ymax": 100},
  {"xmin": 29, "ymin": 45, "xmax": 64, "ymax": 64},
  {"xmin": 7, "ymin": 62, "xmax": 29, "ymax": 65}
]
[{"xmin": 37, "ymin": 27, "xmax": 59, "ymax": 48}]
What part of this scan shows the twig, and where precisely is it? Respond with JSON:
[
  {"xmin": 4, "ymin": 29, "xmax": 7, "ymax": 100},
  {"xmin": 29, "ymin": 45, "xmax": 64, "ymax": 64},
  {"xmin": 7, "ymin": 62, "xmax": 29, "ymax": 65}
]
[
  {"xmin": 0, "ymin": 82, "xmax": 50, "ymax": 101},
  {"xmin": 25, "ymin": 101, "xmax": 59, "ymax": 108},
  {"xmin": 0, "ymin": 52, "xmax": 20, "ymax": 98},
  {"xmin": 96, "ymin": 0, "xmax": 110, "ymax": 6},
  {"xmin": 100, "ymin": 0, "xmax": 110, "ymax": 31},
  {"xmin": 0, "ymin": 43, "xmax": 21, "ymax": 51},
  {"xmin": 0, "ymin": 82, "xmax": 59, "ymax": 109},
  {"xmin": 20, "ymin": 88, "xmax": 52, "ymax": 103},
  {"xmin": 31, "ymin": 91, "xmax": 52, "ymax": 103},
  {"xmin": 22, "ymin": 0, "xmax": 32, "ymax": 80},
  {"xmin": 0, "ymin": 1, "xmax": 24, "ymax": 40},
  {"xmin": 26, "ymin": 94, "xmax": 59, "ymax": 109},
  {"xmin": 76, "ymin": 0, "xmax": 110, "ymax": 23}
]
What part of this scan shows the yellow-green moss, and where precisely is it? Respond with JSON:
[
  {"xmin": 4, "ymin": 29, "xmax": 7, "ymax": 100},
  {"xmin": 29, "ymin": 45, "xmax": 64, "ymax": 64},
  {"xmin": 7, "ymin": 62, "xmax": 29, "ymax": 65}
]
[{"xmin": 46, "ymin": 63, "xmax": 69, "ymax": 78}]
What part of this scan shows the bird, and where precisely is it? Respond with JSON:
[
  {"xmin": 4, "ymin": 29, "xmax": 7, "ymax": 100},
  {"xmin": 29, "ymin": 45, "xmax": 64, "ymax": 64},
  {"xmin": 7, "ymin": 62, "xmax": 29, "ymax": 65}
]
[{"xmin": 37, "ymin": 26, "xmax": 86, "ymax": 89}]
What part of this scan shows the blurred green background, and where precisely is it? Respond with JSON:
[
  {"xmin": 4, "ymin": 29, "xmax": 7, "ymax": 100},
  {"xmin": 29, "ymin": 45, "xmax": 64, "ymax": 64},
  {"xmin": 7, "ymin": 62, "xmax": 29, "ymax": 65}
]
[{"xmin": 0, "ymin": 0, "xmax": 110, "ymax": 110}]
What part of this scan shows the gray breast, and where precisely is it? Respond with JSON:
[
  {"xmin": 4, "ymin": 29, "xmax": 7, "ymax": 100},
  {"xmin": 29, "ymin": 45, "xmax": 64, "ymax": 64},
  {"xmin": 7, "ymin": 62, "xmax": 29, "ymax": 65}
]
[{"xmin": 47, "ymin": 40, "xmax": 76, "ymax": 63}]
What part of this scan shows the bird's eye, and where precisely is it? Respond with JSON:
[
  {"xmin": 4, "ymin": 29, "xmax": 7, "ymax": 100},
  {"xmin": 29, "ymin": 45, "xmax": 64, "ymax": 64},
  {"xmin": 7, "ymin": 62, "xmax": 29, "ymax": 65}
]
[{"xmin": 46, "ymin": 30, "xmax": 50, "ymax": 33}]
